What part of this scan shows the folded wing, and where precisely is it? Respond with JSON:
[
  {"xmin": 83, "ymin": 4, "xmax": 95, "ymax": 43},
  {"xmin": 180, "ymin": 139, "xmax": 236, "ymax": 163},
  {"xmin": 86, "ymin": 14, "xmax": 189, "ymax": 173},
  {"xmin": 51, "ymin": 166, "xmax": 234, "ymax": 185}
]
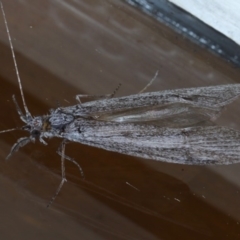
[{"xmin": 64, "ymin": 119, "xmax": 240, "ymax": 165}]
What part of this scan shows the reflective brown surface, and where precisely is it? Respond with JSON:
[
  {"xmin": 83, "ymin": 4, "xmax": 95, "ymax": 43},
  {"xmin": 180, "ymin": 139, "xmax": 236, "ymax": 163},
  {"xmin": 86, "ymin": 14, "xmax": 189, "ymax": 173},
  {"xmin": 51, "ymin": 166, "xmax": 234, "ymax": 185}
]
[{"xmin": 0, "ymin": 0, "xmax": 240, "ymax": 239}]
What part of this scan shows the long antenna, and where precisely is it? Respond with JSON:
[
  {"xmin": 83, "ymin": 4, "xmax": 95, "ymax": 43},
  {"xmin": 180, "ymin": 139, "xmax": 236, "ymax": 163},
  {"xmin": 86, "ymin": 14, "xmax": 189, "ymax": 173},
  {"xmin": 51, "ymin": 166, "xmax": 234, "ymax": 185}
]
[{"xmin": 0, "ymin": 2, "xmax": 32, "ymax": 119}]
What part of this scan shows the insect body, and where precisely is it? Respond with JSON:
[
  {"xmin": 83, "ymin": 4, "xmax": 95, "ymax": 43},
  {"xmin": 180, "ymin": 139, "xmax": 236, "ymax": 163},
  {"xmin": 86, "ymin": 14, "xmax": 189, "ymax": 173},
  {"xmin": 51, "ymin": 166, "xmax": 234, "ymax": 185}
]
[
  {"xmin": 1, "ymin": 2, "xmax": 240, "ymax": 206},
  {"xmin": 8, "ymin": 83, "xmax": 240, "ymax": 165}
]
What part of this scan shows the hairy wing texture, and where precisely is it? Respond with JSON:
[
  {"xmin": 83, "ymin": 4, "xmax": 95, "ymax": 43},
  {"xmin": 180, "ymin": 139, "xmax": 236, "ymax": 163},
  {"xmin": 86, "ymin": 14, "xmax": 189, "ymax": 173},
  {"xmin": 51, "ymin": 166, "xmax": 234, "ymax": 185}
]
[
  {"xmin": 62, "ymin": 84, "xmax": 240, "ymax": 117},
  {"xmin": 63, "ymin": 119, "xmax": 240, "ymax": 165}
]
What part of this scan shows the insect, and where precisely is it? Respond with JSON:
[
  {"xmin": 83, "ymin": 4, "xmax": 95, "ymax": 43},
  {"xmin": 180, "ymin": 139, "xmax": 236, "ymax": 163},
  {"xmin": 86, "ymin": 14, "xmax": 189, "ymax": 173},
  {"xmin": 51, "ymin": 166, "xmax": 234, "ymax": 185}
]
[{"xmin": 1, "ymin": 2, "xmax": 240, "ymax": 207}]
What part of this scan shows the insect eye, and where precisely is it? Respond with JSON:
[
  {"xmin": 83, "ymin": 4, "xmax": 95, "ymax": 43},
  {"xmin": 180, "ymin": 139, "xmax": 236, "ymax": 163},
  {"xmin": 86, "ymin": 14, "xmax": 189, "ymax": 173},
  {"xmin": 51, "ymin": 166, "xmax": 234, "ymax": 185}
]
[{"xmin": 31, "ymin": 130, "xmax": 40, "ymax": 137}]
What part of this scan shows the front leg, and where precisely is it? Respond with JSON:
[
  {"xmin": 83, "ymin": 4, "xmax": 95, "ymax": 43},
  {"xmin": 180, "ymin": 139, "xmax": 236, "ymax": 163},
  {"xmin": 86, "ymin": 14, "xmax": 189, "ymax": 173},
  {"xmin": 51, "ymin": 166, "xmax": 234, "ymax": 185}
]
[{"xmin": 39, "ymin": 136, "xmax": 48, "ymax": 145}]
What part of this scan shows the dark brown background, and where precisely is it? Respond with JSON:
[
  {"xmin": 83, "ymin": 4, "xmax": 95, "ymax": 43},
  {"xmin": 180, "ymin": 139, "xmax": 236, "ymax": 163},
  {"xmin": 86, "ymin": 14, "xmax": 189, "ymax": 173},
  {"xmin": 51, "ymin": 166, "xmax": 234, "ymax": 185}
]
[{"xmin": 0, "ymin": 0, "xmax": 240, "ymax": 239}]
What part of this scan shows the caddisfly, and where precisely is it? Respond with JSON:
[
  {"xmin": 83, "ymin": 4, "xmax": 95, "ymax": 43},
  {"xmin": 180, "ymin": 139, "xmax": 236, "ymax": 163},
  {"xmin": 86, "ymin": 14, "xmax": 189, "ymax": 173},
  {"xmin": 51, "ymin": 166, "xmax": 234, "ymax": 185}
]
[{"xmin": 1, "ymin": 2, "xmax": 240, "ymax": 207}]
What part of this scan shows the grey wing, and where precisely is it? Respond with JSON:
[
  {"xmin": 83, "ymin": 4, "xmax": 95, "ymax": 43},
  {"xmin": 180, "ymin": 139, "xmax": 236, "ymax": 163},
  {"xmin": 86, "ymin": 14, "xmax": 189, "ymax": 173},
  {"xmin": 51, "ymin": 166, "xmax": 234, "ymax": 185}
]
[
  {"xmin": 64, "ymin": 120, "xmax": 240, "ymax": 165},
  {"xmin": 62, "ymin": 84, "xmax": 240, "ymax": 125},
  {"xmin": 94, "ymin": 103, "xmax": 219, "ymax": 127}
]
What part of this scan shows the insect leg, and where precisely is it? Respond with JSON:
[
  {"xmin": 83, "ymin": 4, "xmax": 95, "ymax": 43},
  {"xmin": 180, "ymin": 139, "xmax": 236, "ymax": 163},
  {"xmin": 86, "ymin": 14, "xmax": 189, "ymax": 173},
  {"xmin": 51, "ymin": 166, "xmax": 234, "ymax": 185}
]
[
  {"xmin": 0, "ymin": 95, "xmax": 29, "ymax": 133},
  {"xmin": 75, "ymin": 83, "xmax": 122, "ymax": 104},
  {"xmin": 47, "ymin": 140, "xmax": 67, "ymax": 208},
  {"xmin": 56, "ymin": 141, "xmax": 85, "ymax": 179},
  {"xmin": 0, "ymin": 127, "xmax": 19, "ymax": 134},
  {"xmin": 138, "ymin": 70, "xmax": 159, "ymax": 94},
  {"xmin": 109, "ymin": 83, "xmax": 121, "ymax": 98},
  {"xmin": 6, "ymin": 137, "xmax": 33, "ymax": 160},
  {"xmin": 12, "ymin": 95, "xmax": 28, "ymax": 123},
  {"xmin": 75, "ymin": 94, "xmax": 111, "ymax": 104},
  {"xmin": 76, "ymin": 70, "xmax": 156, "ymax": 104}
]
